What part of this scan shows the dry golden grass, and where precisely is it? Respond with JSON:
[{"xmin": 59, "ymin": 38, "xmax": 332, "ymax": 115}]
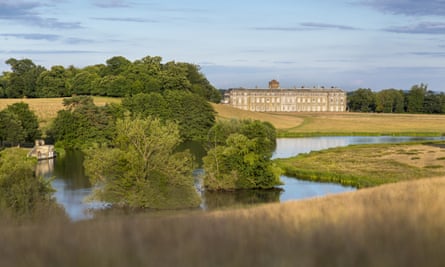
[
  {"xmin": 212, "ymin": 104, "xmax": 445, "ymax": 135},
  {"xmin": 0, "ymin": 97, "xmax": 121, "ymax": 128},
  {"xmin": 211, "ymin": 103, "xmax": 303, "ymax": 129},
  {"xmin": 1, "ymin": 176, "xmax": 444, "ymax": 266}
]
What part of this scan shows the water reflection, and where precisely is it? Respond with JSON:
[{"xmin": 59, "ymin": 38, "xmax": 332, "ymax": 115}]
[
  {"xmin": 36, "ymin": 136, "xmax": 445, "ymax": 221},
  {"xmin": 202, "ymin": 189, "xmax": 282, "ymax": 210}
]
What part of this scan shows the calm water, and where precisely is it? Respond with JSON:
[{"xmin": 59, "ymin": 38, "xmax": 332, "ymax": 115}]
[{"xmin": 36, "ymin": 136, "xmax": 445, "ymax": 220}]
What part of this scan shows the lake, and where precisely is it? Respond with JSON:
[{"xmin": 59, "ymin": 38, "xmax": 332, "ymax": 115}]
[{"xmin": 36, "ymin": 136, "xmax": 445, "ymax": 220}]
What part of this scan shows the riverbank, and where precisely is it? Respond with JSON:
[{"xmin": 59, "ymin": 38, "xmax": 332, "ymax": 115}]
[
  {"xmin": 275, "ymin": 141, "xmax": 445, "ymax": 188},
  {"xmin": 1, "ymin": 175, "xmax": 444, "ymax": 267}
]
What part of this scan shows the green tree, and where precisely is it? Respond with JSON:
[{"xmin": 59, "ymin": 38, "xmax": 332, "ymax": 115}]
[
  {"xmin": 0, "ymin": 148, "xmax": 56, "ymax": 219},
  {"xmin": 347, "ymin": 88, "xmax": 376, "ymax": 112},
  {"xmin": 47, "ymin": 96, "xmax": 114, "ymax": 149},
  {"xmin": 164, "ymin": 90, "xmax": 216, "ymax": 141},
  {"xmin": 203, "ymin": 119, "xmax": 281, "ymax": 190},
  {"xmin": 4, "ymin": 58, "xmax": 46, "ymax": 98},
  {"xmin": 407, "ymin": 84, "xmax": 427, "ymax": 113},
  {"xmin": 0, "ymin": 110, "xmax": 25, "ymax": 146},
  {"xmin": 36, "ymin": 66, "xmax": 71, "ymax": 97},
  {"xmin": 4, "ymin": 102, "xmax": 41, "ymax": 142},
  {"xmin": 375, "ymin": 89, "xmax": 405, "ymax": 113},
  {"xmin": 83, "ymin": 116, "xmax": 200, "ymax": 209}
]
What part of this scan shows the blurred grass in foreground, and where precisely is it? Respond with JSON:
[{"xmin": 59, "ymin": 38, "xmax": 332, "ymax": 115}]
[{"xmin": 1, "ymin": 176, "xmax": 444, "ymax": 267}]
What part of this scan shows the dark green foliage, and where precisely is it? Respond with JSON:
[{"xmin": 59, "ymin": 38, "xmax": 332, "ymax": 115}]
[
  {"xmin": 0, "ymin": 102, "xmax": 41, "ymax": 146},
  {"xmin": 0, "ymin": 148, "xmax": 56, "ymax": 219},
  {"xmin": 4, "ymin": 58, "xmax": 46, "ymax": 98},
  {"xmin": 0, "ymin": 56, "xmax": 221, "ymax": 102},
  {"xmin": 47, "ymin": 96, "xmax": 115, "ymax": 149},
  {"xmin": 203, "ymin": 120, "xmax": 281, "ymax": 190},
  {"xmin": 83, "ymin": 116, "xmax": 201, "ymax": 209},
  {"xmin": 347, "ymin": 88, "xmax": 376, "ymax": 112},
  {"xmin": 407, "ymin": 84, "xmax": 427, "ymax": 113},
  {"xmin": 347, "ymin": 84, "xmax": 445, "ymax": 114},
  {"xmin": 123, "ymin": 91, "xmax": 216, "ymax": 141}
]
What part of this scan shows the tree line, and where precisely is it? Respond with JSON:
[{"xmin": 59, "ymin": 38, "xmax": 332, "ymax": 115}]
[
  {"xmin": 0, "ymin": 56, "xmax": 221, "ymax": 103},
  {"xmin": 347, "ymin": 84, "xmax": 445, "ymax": 114}
]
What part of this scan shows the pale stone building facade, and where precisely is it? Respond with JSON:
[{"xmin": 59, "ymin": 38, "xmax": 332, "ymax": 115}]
[{"xmin": 225, "ymin": 80, "xmax": 347, "ymax": 112}]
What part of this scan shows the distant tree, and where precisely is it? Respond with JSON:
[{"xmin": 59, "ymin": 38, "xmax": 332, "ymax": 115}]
[
  {"xmin": 83, "ymin": 116, "xmax": 201, "ymax": 209},
  {"xmin": 47, "ymin": 96, "xmax": 114, "ymax": 149},
  {"xmin": 347, "ymin": 88, "xmax": 376, "ymax": 112},
  {"xmin": 407, "ymin": 84, "xmax": 427, "ymax": 113},
  {"xmin": 122, "ymin": 93, "xmax": 169, "ymax": 118},
  {"xmin": 102, "ymin": 56, "xmax": 131, "ymax": 76},
  {"xmin": 4, "ymin": 58, "xmax": 46, "ymax": 98},
  {"xmin": 375, "ymin": 89, "xmax": 404, "ymax": 113},
  {"xmin": 71, "ymin": 71, "xmax": 100, "ymax": 95},
  {"xmin": 164, "ymin": 90, "xmax": 216, "ymax": 141},
  {"xmin": 36, "ymin": 66, "xmax": 71, "ymax": 97}
]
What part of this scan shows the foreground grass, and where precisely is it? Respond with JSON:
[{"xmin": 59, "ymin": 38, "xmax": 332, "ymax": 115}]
[
  {"xmin": 1, "ymin": 176, "xmax": 444, "ymax": 267},
  {"xmin": 275, "ymin": 141, "xmax": 445, "ymax": 188},
  {"xmin": 212, "ymin": 104, "xmax": 445, "ymax": 136}
]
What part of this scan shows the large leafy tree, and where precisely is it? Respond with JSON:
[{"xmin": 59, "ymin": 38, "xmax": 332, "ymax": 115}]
[
  {"xmin": 47, "ymin": 96, "xmax": 115, "ymax": 149},
  {"xmin": 0, "ymin": 148, "xmax": 56, "ymax": 219},
  {"xmin": 4, "ymin": 58, "xmax": 46, "ymax": 98},
  {"xmin": 0, "ymin": 110, "xmax": 25, "ymax": 146},
  {"xmin": 4, "ymin": 102, "xmax": 41, "ymax": 142},
  {"xmin": 84, "ymin": 116, "xmax": 201, "ymax": 209},
  {"xmin": 203, "ymin": 119, "xmax": 282, "ymax": 190}
]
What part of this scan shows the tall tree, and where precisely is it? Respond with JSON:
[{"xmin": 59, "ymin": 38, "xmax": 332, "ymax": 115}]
[
  {"xmin": 407, "ymin": 84, "xmax": 427, "ymax": 113},
  {"xmin": 83, "ymin": 116, "xmax": 201, "ymax": 209},
  {"xmin": 347, "ymin": 88, "xmax": 376, "ymax": 112},
  {"xmin": 203, "ymin": 119, "xmax": 282, "ymax": 190},
  {"xmin": 5, "ymin": 58, "xmax": 46, "ymax": 98},
  {"xmin": 36, "ymin": 66, "xmax": 71, "ymax": 97},
  {"xmin": 4, "ymin": 102, "xmax": 41, "ymax": 142}
]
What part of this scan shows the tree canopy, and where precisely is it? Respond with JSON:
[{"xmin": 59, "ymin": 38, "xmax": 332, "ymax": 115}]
[
  {"xmin": 83, "ymin": 116, "xmax": 201, "ymax": 209},
  {"xmin": 0, "ymin": 102, "xmax": 41, "ymax": 146},
  {"xmin": 0, "ymin": 56, "xmax": 221, "ymax": 103},
  {"xmin": 203, "ymin": 119, "xmax": 281, "ymax": 191}
]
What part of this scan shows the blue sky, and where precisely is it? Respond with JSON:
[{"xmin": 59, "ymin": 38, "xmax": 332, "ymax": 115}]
[{"xmin": 1, "ymin": 0, "xmax": 445, "ymax": 91}]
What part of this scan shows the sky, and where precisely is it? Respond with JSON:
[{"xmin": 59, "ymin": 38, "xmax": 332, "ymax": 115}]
[{"xmin": 1, "ymin": 0, "xmax": 445, "ymax": 91}]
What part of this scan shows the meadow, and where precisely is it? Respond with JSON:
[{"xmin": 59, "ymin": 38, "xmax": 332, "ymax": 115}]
[
  {"xmin": 276, "ymin": 141, "xmax": 445, "ymax": 188},
  {"xmin": 212, "ymin": 103, "xmax": 445, "ymax": 136}
]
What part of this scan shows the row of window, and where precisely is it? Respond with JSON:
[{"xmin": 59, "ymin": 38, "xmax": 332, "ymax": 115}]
[{"xmin": 235, "ymin": 97, "xmax": 344, "ymax": 105}]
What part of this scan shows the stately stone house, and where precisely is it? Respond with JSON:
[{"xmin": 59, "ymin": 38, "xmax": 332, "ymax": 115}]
[{"xmin": 224, "ymin": 80, "xmax": 347, "ymax": 112}]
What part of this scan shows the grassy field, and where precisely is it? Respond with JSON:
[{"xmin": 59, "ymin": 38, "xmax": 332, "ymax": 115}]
[
  {"xmin": 0, "ymin": 97, "xmax": 121, "ymax": 128},
  {"xmin": 1, "ymin": 176, "xmax": 444, "ymax": 267},
  {"xmin": 1, "ymin": 98, "xmax": 444, "ymax": 136},
  {"xmin": 212, "ymin": 104, "xmax": 445, "ymax": 136},
  {"xmin": 276, "ymin": 141, "xmax": 445, "ymax": 188}
]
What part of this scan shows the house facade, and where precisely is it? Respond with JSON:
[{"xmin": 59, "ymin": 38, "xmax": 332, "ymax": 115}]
[{"xmin": 224, "ymin": 80, "xmax": 347, "ymax": 112}]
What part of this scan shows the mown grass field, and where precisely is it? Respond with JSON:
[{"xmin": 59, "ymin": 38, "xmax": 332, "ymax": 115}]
[
  {"xmin": 212, "ymin": 104, "xmax": 445, "ymax": 136},
  {"xmin": 1, "ymin": 176, "xmax": 444, "ymax": 267}
]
